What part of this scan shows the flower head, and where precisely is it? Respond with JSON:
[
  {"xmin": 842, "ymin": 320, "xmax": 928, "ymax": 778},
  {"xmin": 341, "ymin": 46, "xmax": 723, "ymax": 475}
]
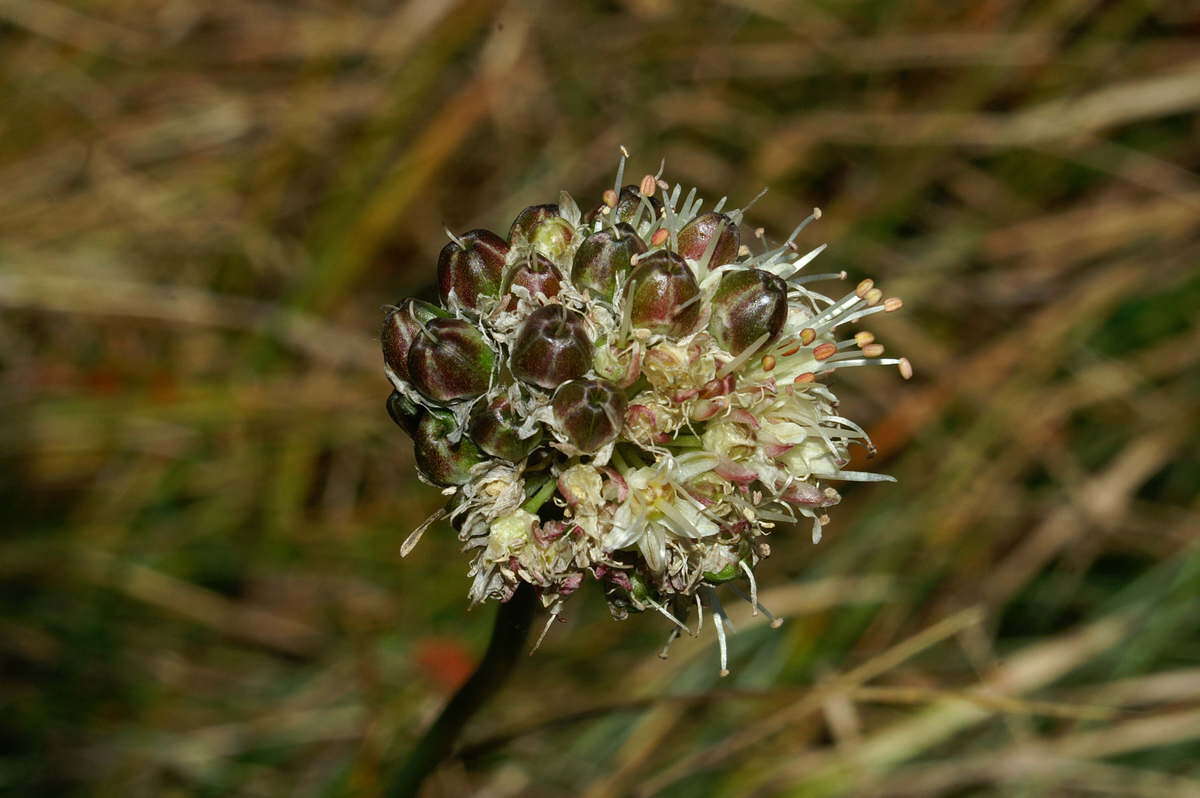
[{"xmin": 383, "ymin": 151, "xmax": 910, "ymax": 673}]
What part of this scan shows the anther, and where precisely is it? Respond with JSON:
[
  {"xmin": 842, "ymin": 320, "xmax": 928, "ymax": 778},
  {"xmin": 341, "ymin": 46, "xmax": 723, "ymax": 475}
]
[
  {"xmin": 793, "ymin": 372, "xmax": 815, "ymax": 385},
  {"xmin": 864, "ymin": 287, "xmax": 883, "ymax": 305},
  {"xmin": 898, "ymin": 357, "xmax": 913, "ymax": 380},
  {"xmin": 799, "ymin": 328, "xmax": 816, "ymax": 345},
  {"xmin": 813, "ymin": 342, "xmax": 837, "ymax": 361},
  {"xmin": 861, "ymin": 343, "xmax": 885, "ymax": 357},
  {"xmin": 855, "ymin": 279, "xmax": 874, "ymax": 298},
  {"xmin": 650, "ymin": 228, "xmax": 669, "ymax": 247},
  {"xmin": 602, "ymin": 188, "xmax": 618, "ymax": 208},
  {"xmin": 854, "ymin": 331, "xmax": 875, "ymax": 348},
  {"xmin": 639, "ymin": 174, "xmax": 657, "ymax": 197},
  {"xmin": 761, "ymin": 355, "xmax": 776, "ymax": 371},
  {"xmin": 884, "ymin": 297, "xmax": 904, "ymax": 312}
]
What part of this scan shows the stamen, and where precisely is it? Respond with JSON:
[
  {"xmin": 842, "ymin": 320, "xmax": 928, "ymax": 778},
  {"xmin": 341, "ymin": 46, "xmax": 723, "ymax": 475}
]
[
  {"xmin": 706, "ymin": 587, "xmax": 732, "ymax": 677},
  {"xmin": 400, "ymin": 508, "xmax": 447, "ymax": 557},
  {"xmin": 531, "ymin": 604, "xmax": 562, "ymax": 653},
  {"xmin": 729, "ymin": 584, "xmax": 785, "ymax": 628},
  {"xmin": 761, "ymin": 355, "xmax": 776, "ymax": 371},
  {"xmin": 650, "ymin": 227, "xmax": 669, "ymax": 247},
  {"xmin": 861, "ymin": 343, "xmax": 885, "ymax": 357},
  {"xmin": 899, "ymin": 357, "xmax": 914, "ymax": 379},
  {"xmin": 854, "ymin": 331, "xmax": 875, "ymax": 347},
  {"xmin": 855, "ymin": 279, "xmax": 874, "ymax": 298},
  {"xmin": 658, "ymin": 625, "xmax": 682, "ymax": 659},
  {"xmin": 648, "ymin": 597, "xmax": 691, "ymax": 634},
  {"xmin": 717, "ymin": 333, "xmax": 770, "ymax": 379},
  {"xmin": 639, "ymin": 174, "xmax": 657, "ymax": 197},
  {"xmin": 813, "ymin": 342, "xmax": 837, "ymax": 361},
  {"xmin": 884, "ymin": 297, "xmax": 904, "ymax": 312},
  {"xmin": 784, "ymin": 208, "xmax": 822, "ymax": 247},
  {"xmin": 602, "ymin": 188, "xmax": 618, "ymax": 208},
  {"xmin": 738, "ymin": 560, "xmax": 758, "ymax": 615},
  {"xmin": 799, "ymin": 328, "xmax": 816, "ymax": 345},
  {"xmin": 444, "ymin": 228, "xmax": 465, "ymax": 249}
]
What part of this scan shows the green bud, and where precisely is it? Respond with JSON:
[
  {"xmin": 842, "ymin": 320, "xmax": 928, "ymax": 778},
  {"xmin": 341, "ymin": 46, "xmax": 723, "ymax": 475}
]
[
  {"xmin": 502, "ymin": 252, "xmax": 562, "ymax": 302},
  {"xmin": 407, "ymin": 318, "xmax": 495, "ymax": 403},
  {"xmin": 509, "ymin": 204, "xmax": 575, "ymax": 262},
  {"xmin": 625, "ymin": 251, "xmax": 702, "ymax": 339},
  {"xmin": 381, "ymin": 298, "xmax": 450, "ymax": 384},
  {"xmin": 509, "ymin": 304, "xmax": 593, "ymax": 389},
  {"xmin": 412, "ymin": 408, "xmax": 488, "ymax": 486},
  {"xmin": 709, "ymin": 268, "xmax": 790, "ymax": 355},
  {"xmin": 468, "ymin": 395, "xmax": 543, "ymax": 461},
  {"xmin": 385, "ymin": 390, "xmax": 420, "ymax": 436},
  {"xmin": 552, "ymin": 378, "xmax": 628, "ymax": 452},
  {"xmin": 571, "ymin": 223, "xmax": 646, "ymax": 300},
  {"xmin": 437, "ymin": 229, "xmax": 508, "ymax": 312},
  {"xmin": 677, "ymin": 211, "xmax": 740, "ymax": 268}
]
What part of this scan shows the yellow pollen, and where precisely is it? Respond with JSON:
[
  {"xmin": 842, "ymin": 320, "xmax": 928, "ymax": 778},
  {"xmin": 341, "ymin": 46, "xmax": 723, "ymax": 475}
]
[
  {"xmin": 854, "ymin": 331, "xmax": 875, "ymax": 347},
  {"xmin": 864, "ymin": 287, "xmax": 883, "ymax": 306},
  {"xmin": 799, "ymin": 328, "xmax": 816, "ymax": 345},
  {"xmin": 855, "ymin": 279, "xmax": 874, "ymax": 298},
  {"xmin": 737, "ymin": 244, "xmax": 751, "ymax": 257}
]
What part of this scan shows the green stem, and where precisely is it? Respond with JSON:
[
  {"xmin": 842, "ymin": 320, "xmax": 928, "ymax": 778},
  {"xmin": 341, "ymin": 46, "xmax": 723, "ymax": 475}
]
[{"xmin": 385, "ymin": 583, "xmax": 538, "ymax": 797}]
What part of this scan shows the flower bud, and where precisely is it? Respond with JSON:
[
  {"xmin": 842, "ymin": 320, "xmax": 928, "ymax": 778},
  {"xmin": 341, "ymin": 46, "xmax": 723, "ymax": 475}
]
[
  {"xmin": 510, "ymin": 304, "xmax": 593, "ymax": 389},
  {"xmin": 468, "ymin": 395, "xmax": 542, "ymax": 461},
  {"xmin": 614, "ymin": 185, "xmax": 663, "ymax": 227},
  {"xmin": 571, "ymin": 223, "xmax": 646, "ymax": 300},
  {"xmin": 437, "ymin": 230, "xmax": 508, "ymax": 312},
  {"xmin": 708, "ymin": 268, "xmax": 789, "ymax": 355},
  {"xmin": 677, "ymin": 211, "xmax": 740, "ymax": 268},
  {"xmin": 385, "ymin": 390, "xmax": 420, "ymax": 435},
  {"xmin": 407, "ymin": 318, "xmax": 495, "ymax": 403},
  {"xmin": 381, "ymin": 298, "xmax": 449, "ymax": 383},
  {"xmin": 412, "ymin": 408, "xmax": 488, "ymax": 486},
  {"xmin": 502, "ymin": 252, "xmax": 562, "ymax": 302},
  {"xmin": 625, "ymin": 251, "xmax": 702, "ymax": 338},
  {"xmin": 509, "ymin": 204, "xmax": 574, "ymax": 262},
  {"xmin": 552, "ymin": 378, "xmax": 628, "ymax": 452}
]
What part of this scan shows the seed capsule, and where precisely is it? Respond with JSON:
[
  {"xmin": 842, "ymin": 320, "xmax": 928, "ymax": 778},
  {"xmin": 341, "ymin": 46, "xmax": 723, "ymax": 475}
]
[
  {"xmin": 437, "ymin": 230, "xmax": 508, "ymax": 312},
  {"xmin": 407, "ymin": 318, "xmax": 495, "ymax": 403},
  {"xmin": 468, "ymin": 394, "xmax": 543, "ymax": 461},
  {"xmin": 571, "ymin": 223, "xmax": 646, "ymax": 301},
  {"xmin": 385, "ymin": 390, "xmax": 420, "ymax": 436},
  {"xmin": 709, "ymin": 268, "xmax": 789, "ymax": 355},
  {"xmin": 552, "ymin": 378, "xmax": 628, "ymax": 452},
  {"xmin": 677, "ymin": 211, "xmax": 740, "ymax": 268},
  {"xmin": 509, "ymin": 204, "xmax": 574, "ymax": 262},
  {"xmin": 502, "ymin": 252, "xmax": 563, "ymax": 302},
  {"xmin": 412, "ymin": 408, "xmax": 488, "ymax": 486},
  {"xmin": 625, "ymin": 250, "xmax": 702, "ymax": 339},
  {"xmin": 509, "ymin": 304, "xmax": 593, "ymax": 389},
  {"xmin": 381, "ymin": 298, "xmax": 449, "ymax": 383}
]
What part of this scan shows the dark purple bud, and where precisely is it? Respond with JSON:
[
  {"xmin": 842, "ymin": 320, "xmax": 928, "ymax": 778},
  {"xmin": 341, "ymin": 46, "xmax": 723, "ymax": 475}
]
[
  {"xmin": 552, "ymin": 378, "xmax": 628, "ymax": 452},
  {"xmin": 381, "ymin": 298, "xmax": 449, "ymax": 383},
  {"xmin": 677, "ymin": 212, "xmax": 740, "ymax": 268},
  {"xmin": 509, "ymin": 304, "xmax": 592, "ymax": 389},
  {"xmin": 709, "ymin": 268, "xmax": 789, "ymax": 355},
  {"xmin": 502, "ymin": 252, "xmax": 562, "ymax": 303},
  {"xmin": 509, "ymin": 204, "xmax": 574, "ymax": 261},
  {"xmin": 407, "ymin": 318, "xmax": 495, "ymax": 403},
  {"xmin": 385, "ymin": 390, "xmax": 420, "ymax": 436},
  {"xmin": 468, "ymin": 394, "xmax": 543, "ymax": 461},
  {"xmin": 583, "ymin": 185, "xmax": 663, "ymax": 229},
  {"xmin": 571, "ymin": 223, "xmax": 646, "ymax": 300},
  {"xmin": 437, "ymin": 229, "xmax": 508, "ymax": 312},
  {"xmin": 625, "ymin": 250, "xmax": 702, "ymax": 338},
  {"xmin": 412, "ymin": 408, "xmax": 488, "ymax": 486}
]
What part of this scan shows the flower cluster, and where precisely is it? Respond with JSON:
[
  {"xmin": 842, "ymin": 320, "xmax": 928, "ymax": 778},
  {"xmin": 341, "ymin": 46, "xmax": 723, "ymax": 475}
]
[{"xmin": 383, "ymin": 155, "xmax": 909, "ymax": 672}]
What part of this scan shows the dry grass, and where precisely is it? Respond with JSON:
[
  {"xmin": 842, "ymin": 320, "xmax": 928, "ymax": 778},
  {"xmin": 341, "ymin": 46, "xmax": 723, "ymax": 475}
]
[{"xmin": 1, "ymin": 1, "xmax": 1198, "ymax": 796}]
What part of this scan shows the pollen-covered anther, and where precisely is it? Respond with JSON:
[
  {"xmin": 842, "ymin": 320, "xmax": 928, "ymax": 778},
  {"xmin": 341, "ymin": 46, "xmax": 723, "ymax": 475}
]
[
  {"xmin": 761, "ymin": 355, "xmax": 777, "ymax": 371},
  {"xmin": 602, "ymin": 188, "xmax": 618, "ymax": 208},
  {"xmin": 854, "ymin": 331, "xmax": 875, "ymax": 348},
  {"xmin": 884, "ymin": 297, "xmax": 904, "ymax": 312},
  {"xmin": 799, "ymin": 327, "xmax": 816, "ymax": 345},
  {"xmin": 864, "ymin": 287, "xmax": 884, "ymax": 306},
  {"xmin": 813, "ymin": 342, "xmax": 837, "ymax": 361},
  {"xmin": 793, "ymin": 372, "xmax": 816, "ymax": 385},
  {"xmin": 855, "ymin": 278, "xmax": 874, "ymax": 298},
  {"xmin": 899, "ymin": 357, "xmax": 914, "ymax": 379},
  {"xmin": 861, "ymin": 343, "xmax": 885, "ymax": 357},
  {"xmin": 639, "ymin": 174, "xmax": 657, "ymax": 197}
]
